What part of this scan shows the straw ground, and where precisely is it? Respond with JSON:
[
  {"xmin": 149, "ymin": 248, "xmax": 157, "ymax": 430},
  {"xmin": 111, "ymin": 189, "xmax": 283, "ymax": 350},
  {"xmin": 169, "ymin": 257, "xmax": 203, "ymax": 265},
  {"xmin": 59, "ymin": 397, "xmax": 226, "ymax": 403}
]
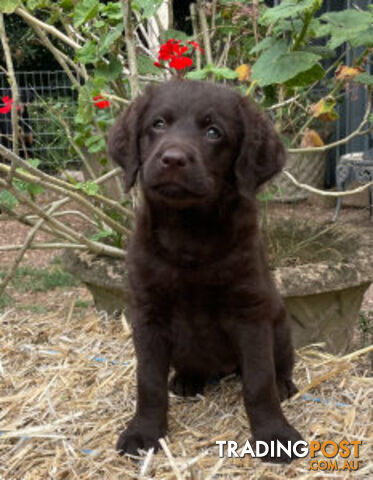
[
  {"xmin": 0, "ymin": 202, "xmax": 372, "ymax": 479},
  {"xmin": 0, "ymin": 302, "xmax": 372, "ymax": 479}
]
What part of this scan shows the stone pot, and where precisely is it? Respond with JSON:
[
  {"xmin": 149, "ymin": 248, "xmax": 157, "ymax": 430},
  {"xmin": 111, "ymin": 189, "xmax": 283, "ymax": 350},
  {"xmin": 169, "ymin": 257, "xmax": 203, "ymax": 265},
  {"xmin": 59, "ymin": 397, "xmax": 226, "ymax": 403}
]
[
  {"xmin": 62, "ymin": 250, "xmax": 129, "ymax": 314},
  {"xmin": 62, "ymin": 246, "xmax": 373, "ymax": 354},
  {"xmin": 273, "ymin": 255, "xmax": 372, "ymax": 353},
  {"xmin": 265, "ymin": 150, "xmax": 327, "ymax": 202}
]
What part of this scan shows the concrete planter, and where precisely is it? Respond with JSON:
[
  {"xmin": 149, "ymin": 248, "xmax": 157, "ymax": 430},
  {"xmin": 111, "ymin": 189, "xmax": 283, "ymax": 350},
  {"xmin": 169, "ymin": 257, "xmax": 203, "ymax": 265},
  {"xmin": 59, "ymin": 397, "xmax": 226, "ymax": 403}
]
[
  {"xmin": 266, "ymin": 150, "xmax": 327, "ymax": 202},
  {"xmin": 273, "ymin": 255, "xmax": 372, "ymax": 353},
  {"xmin": 63, "ymin": 246, "xmax": 373, "ymax": 354},
  {"xmin": 62, "ymin": 250, "xmax": 129, "ymax": 314}
]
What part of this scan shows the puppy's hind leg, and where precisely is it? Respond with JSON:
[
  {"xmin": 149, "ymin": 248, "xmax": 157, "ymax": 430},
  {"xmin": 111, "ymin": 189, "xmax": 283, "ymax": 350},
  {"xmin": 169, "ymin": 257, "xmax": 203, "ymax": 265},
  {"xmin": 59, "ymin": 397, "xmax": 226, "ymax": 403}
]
[
  {"xmin": 273, "ymin": 307, "xmax": 298, "ymax": 401},
  {"xmin": 169, "ymin": 371, "xmax": 206, "ymax": 397}
]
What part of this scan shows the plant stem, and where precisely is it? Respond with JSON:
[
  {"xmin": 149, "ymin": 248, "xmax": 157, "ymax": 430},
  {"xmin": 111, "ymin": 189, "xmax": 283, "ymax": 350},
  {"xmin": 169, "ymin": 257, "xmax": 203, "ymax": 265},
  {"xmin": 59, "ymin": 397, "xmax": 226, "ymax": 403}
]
[
  {"xmin": 0, "ymin": 13, "xmax": 20, "ymax": 164},
  {"xmin": 0, "ymin": 162, "xmax": 131, "ymax": 237},
  {"xmin": 0, "ymin": 202, "xmax": 60, "ymax": 299},
  {"xmin": 292, "ymin": 11, "xmax": 311, "ymax": 52},
  {"xmin": 288, "ymin": 86, "xmax": 372, "ymax": 153},
  {"xmin": 16, "ymin": 7, "xmax": 80, "ymax": 50},
  {"xmin": 0, "ymin": 178, "xmax": 126, "ymax": 258},
  {"xmin": 197, "ymin": 0, "xmax": 213, "ymax": 66},
  {"xmin": 190, "ymin": 3, "xmax": 202, "ymax": 70},
  {"xmin": 283, "ymin": 170, "xmax": 373, "ymax": 197},
  {"xmin": 0, "ymin": 144, "xmax": 134, "ymax": 220},
  {"xmin": 122, "ymin": 0, "xmax": 140, "ymax": 98},
  {"xmin": 291, "ymin": 47, "xmax": 371, "ymax": 147}
]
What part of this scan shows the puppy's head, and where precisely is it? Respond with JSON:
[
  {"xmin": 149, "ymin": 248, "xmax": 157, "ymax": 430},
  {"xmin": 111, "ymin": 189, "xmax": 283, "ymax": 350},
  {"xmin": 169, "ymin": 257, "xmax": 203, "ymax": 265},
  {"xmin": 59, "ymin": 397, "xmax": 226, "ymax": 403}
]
[{"xmin": 108, "ymin": 80, "xmax": 285, "ymax": 207}]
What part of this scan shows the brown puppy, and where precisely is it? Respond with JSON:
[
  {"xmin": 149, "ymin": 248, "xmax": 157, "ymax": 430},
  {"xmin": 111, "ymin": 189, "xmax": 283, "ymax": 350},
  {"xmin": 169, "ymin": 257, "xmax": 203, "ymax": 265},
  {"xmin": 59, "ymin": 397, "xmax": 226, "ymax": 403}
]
[{"xmin": 108, "ymin": 80, "xmax": 302, "ymax": 463}]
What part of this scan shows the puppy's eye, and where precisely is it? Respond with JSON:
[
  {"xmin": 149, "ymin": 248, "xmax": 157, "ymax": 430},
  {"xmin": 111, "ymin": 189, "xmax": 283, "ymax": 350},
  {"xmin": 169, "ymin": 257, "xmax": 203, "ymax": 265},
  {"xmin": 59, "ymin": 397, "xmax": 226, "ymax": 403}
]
[
  {"xmin": 153, "ymin": 118, "xmax": 166, "ymax": 130},
  {"xmin": 206, "ymin": 126, "xmax": 221, "ymax": 140}
]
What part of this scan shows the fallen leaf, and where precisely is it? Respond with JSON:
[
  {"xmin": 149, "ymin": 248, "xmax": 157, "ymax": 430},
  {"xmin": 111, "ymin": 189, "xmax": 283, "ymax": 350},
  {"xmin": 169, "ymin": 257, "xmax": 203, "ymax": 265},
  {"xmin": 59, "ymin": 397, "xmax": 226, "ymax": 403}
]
[{"xmin": 301, "ymin": 128, "xmax": 324, "ymax": 148}]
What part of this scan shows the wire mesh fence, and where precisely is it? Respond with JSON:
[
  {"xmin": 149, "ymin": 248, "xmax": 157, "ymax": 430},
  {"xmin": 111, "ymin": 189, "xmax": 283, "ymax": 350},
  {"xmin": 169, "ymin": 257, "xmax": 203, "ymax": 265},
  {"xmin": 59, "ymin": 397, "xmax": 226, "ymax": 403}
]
[
  {"xmin": 0, "ymin": 70, "xmax": 79, "ymax": 172},
  {"xmin": 0, "ymin": 64, "xmax": 371, "ymax": 186}
]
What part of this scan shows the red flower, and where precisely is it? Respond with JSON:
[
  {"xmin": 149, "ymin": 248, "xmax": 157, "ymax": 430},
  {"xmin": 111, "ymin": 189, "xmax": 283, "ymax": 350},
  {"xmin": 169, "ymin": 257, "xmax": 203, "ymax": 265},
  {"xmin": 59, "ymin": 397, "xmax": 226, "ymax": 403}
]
[
  {"xmin": 187, "ymin": 41, "xmax": 204, "ymax": 53},
  {"xmin": 158, "ymin": 39, "xmax": 179, "ymax": 61},
  {"xmin": 155, "ymin": 39, "xmax": 203, "ymax": 73},
  {"xmin": 93, "ymin": 95, "xmax": 110, "ymax": 109},
  {"xmin": 0, "ymin": 96, "xmax": 14, "ymax": 114},
  {"xmin": 169, "ymin": 56, "xmax": 193, "ymax": 70}
]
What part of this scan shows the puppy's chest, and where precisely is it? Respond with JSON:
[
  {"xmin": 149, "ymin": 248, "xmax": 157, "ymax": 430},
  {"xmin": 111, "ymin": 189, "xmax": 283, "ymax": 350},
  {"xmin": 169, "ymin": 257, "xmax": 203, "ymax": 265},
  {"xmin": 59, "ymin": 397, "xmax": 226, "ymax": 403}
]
[
  {"xmin": 169, "ymin": 294, "xmax": 234, "ymax": 370},
  {"xmin": 156, "ymin": 225, "xmax": 230, "ymax": 268}
]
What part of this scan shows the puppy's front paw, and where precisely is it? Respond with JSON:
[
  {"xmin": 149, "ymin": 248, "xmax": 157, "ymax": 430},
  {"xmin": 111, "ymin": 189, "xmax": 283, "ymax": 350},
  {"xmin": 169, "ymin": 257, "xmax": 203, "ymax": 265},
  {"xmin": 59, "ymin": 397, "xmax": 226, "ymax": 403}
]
[
  {"xmin": 116, "ymin": 419, "xmax": 166, "ymax": 456},
  {"xmin": 253, "ymin": 422, "xmax": 303, "ymax": 464}
]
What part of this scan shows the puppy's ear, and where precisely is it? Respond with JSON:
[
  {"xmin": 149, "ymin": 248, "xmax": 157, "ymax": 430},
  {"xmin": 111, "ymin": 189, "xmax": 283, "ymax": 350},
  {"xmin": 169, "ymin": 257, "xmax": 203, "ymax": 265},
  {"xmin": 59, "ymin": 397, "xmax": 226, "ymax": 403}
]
[
  {"xmin": 235, "ymin": 98, "xmax": 286, "ymax": 198},
  {"xmin": 108, "ymin": 91, "xmax": 150, "ymax": 192}
]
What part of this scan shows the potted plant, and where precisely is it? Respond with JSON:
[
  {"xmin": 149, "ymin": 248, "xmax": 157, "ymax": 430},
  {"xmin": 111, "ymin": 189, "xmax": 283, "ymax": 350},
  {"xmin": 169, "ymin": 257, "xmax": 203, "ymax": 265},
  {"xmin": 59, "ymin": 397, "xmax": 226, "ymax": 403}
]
[{"xmin": 226, "ymin": 1, "xmax": 373, "ymax": 200}]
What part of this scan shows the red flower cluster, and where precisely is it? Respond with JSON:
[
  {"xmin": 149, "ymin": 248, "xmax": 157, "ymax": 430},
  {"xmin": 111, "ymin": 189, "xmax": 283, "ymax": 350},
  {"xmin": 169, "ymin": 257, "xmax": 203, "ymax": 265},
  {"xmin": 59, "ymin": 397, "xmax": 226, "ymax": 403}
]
[
  {"xmin": 0, "ymin": 96, "xmax": 19, "ymax": 115},
  {"xmin": 154, "ymin": 39, "xmax": 204, "ymax": 72},
  {"xmin": 93, "ymin": 95, "xmax": 110, "ymax": 109}
]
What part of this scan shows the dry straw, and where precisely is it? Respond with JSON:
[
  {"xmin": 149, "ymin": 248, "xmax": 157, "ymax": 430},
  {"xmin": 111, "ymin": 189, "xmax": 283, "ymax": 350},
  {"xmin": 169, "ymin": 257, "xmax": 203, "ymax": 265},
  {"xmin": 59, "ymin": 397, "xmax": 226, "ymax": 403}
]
[{"xmin": 0, "ymin": 308, "xmax": 372, "ymax": 479}]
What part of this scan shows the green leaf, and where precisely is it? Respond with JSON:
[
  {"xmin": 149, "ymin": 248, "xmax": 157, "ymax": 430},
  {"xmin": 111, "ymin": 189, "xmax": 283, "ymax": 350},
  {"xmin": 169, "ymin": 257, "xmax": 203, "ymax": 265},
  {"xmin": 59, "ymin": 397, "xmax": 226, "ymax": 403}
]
[
  {"xmin": 185, "ymin": 69, "xmax": 209, "ymax": 80},
  {"xmin": 137, "ymin": 55, "xmax": 163, "ymax": 76},
  {"xmin": 99, "ymin": 24, "xmax": 124, "ymax": 54},
  {"xmin": 85, "ymin": 135, "xmax": 104, "ymax": 146},
  {"xmin": 59, "ymin": 0, "xmax": 74, "ymax": 10},
  {"xmin": 77, "ymin": 41, "xmax": 98, "ymax": 64},
  {"xmin": 0, "ymin": 190, "xmax": 18, "ymax": 210},
  {"xmin": 27, "ymin": 158, "xmax": 41, "ymax": 169},
  {"xmin": 320, "ymin": 10, "xmax": 373, "ymax": 49},
  {"xmin": 95, "ymin": 59, "xmax": 123, "ymax": 81},
  {"xmin": 13, "ymin": 177, "xmax": 44, "ymax": 197},
  {"xmin": 1, "ymin": 0, "xmax": 21, "ymax": 12},
  {"xmin": 73, "ymin": 181, "xmax": 99, "ymax": 196},
  {"xmin": 251, "ymin": 40, "xmax": 321, "ymax": 86},
  {"xmin": 257, "ymin": 191, "xmax": 275, "ymax": 202},
  {"xmin": 285, "ymin": 63, "xmax": 325, "ymax": 87},
  {"xmin": 77, "ymin": 86, "xmax": 94, "ymax": 123},
  {"xmin": 90, "ymin": 229, "xmax": 114, "ymax": 241},
  {"xmin": 262, "ymin": 0, "xmax": 320, "ymax": 24},
  {"xmin": 249, "ymin": 37, "xmax": 277, "ymax": 54},
  {"xmin": 164, "ymin": 29, "xmax": 189, "ymax": 43},
  {"xmin": 321, "ymin": 9, "xmax": 372, "ymax": 31},
  {"xmin": 133, "ymin": 0, "xmax": 163, "ymax": 19},
  {"xmin": 26, "ymin": 0, "xmax": 50, "ymax": 9},
  {"xmin": 185, "ymin": 65, "xmax": 238, "ymax": 81},
  {"xmin": 301, "ymin": 45, "xmax": 335, "ymax": 59},
  {"xmin": 349, "ymin": 28, "xmax": 373, "ymax": 48},
  {"xmin": 91, "ymin": 76, "xmax": 107, "ymax": 92},
  {"xmin": 27, "ymin": 183, "xmax": 44, "ymax": 196},
  {"xmin": 85, "ymin": 135, "xmax": 106, "ymax": 154},
  {"xmin": 102, "ymin": 1, "xmax": 123, "ymax": 21},
  {"xmin": 209, "ymin": 66, "xmax": 238, "ymax": 80},
  {"xmin": 354, "ymin": 73, "xmax": 373, "ymax": 86},
  {"xmin": 73, "ymin": 0, "xmax": 100, "ymax": 28},
  {"xmin": 94, "ymin": 20, "xmax": 106, "ymax": 28}
]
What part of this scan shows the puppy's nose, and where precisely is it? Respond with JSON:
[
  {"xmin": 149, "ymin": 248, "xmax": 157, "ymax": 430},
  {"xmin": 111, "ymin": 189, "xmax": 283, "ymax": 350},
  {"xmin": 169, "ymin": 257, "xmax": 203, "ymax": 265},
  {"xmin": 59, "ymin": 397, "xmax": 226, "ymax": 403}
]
[{"xmin": 160, "ymin": 149, "xmax": 187, "ymax": 168}]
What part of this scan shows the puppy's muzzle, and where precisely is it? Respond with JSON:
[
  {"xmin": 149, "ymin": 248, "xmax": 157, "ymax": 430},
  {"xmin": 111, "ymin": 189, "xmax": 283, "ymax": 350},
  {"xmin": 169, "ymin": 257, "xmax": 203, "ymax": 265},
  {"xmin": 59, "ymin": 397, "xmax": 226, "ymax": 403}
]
[{"xmin": 159, "ymin": 147, "xmax": 194, "ymax": 169}]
